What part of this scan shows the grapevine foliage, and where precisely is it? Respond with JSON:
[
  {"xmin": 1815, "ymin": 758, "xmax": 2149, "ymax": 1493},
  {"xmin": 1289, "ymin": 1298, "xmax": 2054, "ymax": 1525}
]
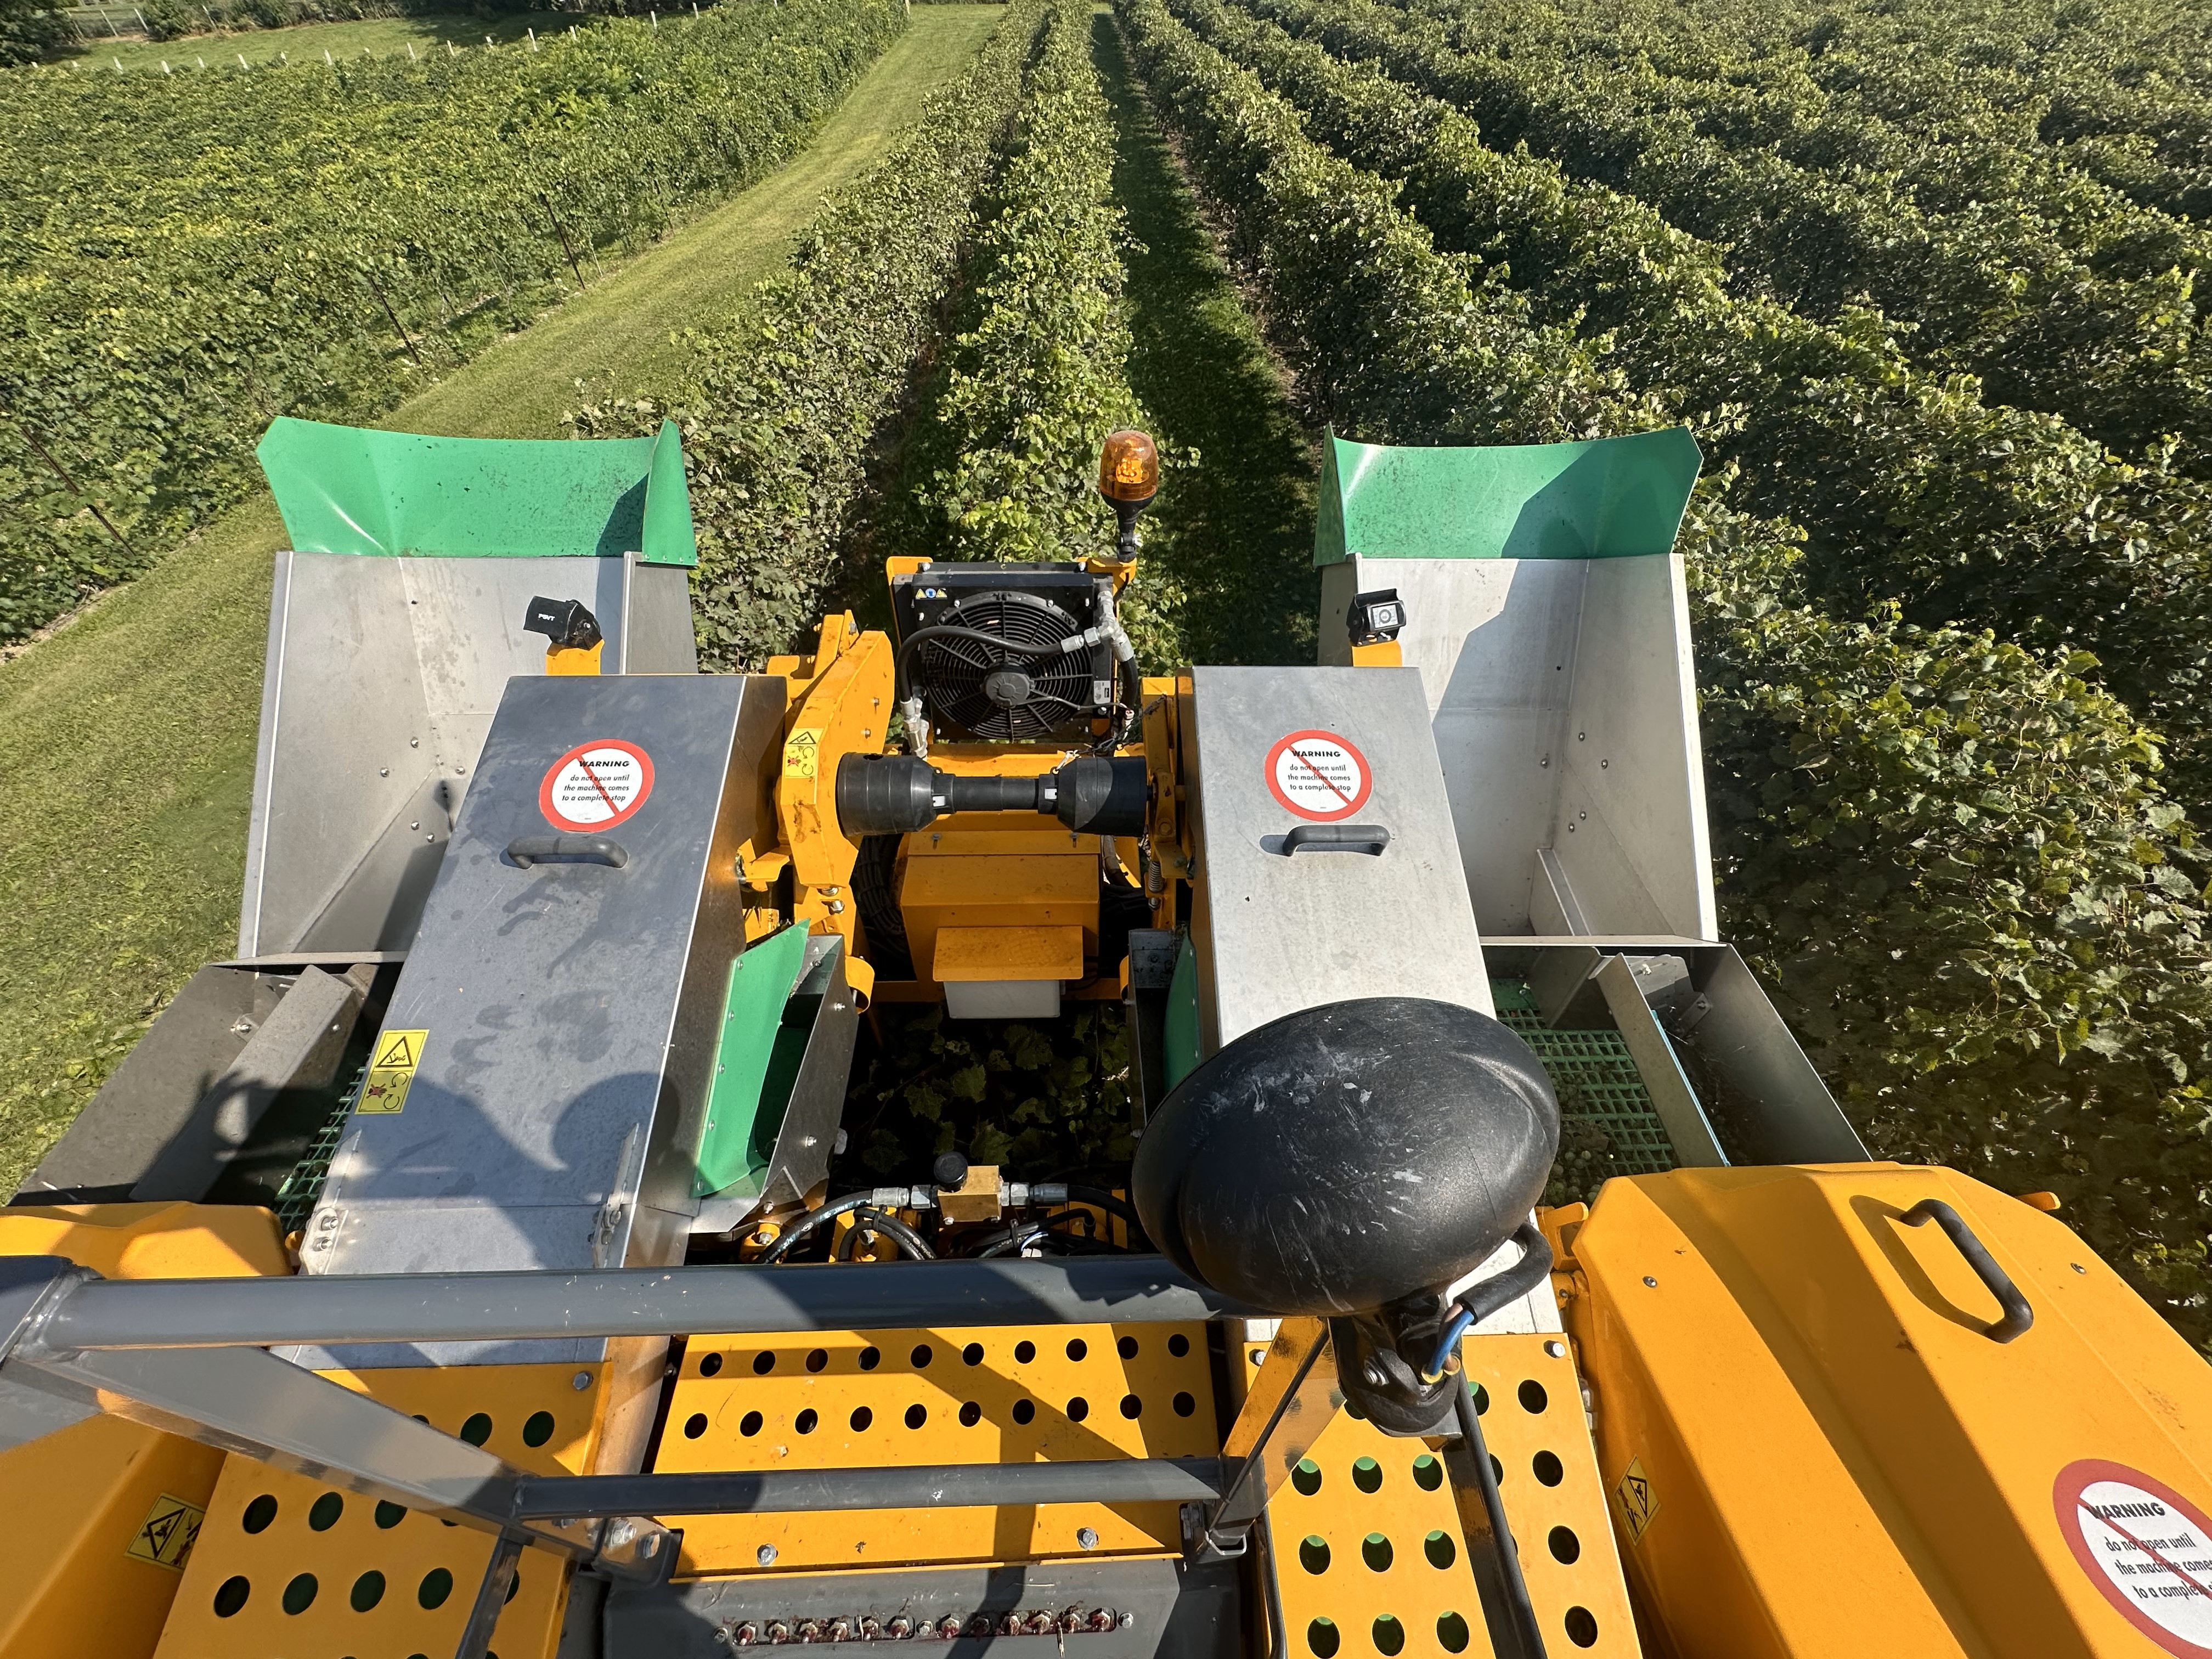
[
  {"xmin": 0, "ymin": 0, "xmax": 905, "ymax": 641},
  {"xmin": 1118, "ymin": 0, "xmax": 2212, "ymax": 1349}
]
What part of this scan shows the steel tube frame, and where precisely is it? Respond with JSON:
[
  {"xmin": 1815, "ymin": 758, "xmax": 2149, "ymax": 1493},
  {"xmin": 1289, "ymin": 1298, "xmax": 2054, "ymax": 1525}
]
[
  {"xmin": 37, "ymin": 1257, "xmax": 1252, "ymax": 1352},
  {"xmin": 509, "ymin": 1458, "xmax": 1228, "ymax": 1520}
]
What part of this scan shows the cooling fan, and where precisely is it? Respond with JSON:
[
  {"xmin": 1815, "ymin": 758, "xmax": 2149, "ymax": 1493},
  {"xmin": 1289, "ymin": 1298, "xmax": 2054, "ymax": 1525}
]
[{"xmin": 889, "ymin": 563, "xmax": 1116, "ymax": 744}]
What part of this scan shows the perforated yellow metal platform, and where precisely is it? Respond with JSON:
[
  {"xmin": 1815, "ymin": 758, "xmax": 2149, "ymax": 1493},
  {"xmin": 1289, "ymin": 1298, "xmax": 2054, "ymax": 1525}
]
[
  {"xmin": 152, "ymin": 1363, "xmax": 608, "ymax": 1659},
  {"xmin": 1244, "ymin": 1333, "xmax": 1637, "ymax": 1659},
  {"xmin": 655, "ymin": 1323, "xmax": 1220, "ymax": 1574}
]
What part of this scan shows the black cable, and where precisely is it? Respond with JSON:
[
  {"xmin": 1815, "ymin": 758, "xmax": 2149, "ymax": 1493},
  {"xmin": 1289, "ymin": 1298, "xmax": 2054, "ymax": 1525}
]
[
  {"xmin": 758, "ymin": 1193, "xmax": 877, "ymax": 1263},
  {"xmin": 836, "ymin": 1205, "xmax": 936, "ymax": 1262},
  {"xmin": 1452, "ymin": 1376, "xmax": 1549, "ymax": 1658},
  {"xmin": 1427, "ymin": 1222, "xmax": 1555, "ymax": 1378},
  {"xmin": 1065, "ymin": 1183, "xmax": 1150, "ymax": 1246}
]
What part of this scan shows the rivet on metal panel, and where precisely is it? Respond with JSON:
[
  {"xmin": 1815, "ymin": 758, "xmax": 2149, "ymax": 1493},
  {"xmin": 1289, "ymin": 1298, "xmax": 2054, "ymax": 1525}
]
[{"xmin": 1643, "ymin": 1277, "xmax": 1658, "ymax": 1288}]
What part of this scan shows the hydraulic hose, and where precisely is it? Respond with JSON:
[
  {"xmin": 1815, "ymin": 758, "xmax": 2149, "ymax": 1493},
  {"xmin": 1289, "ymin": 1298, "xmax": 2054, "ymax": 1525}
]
[
  {"xmin": 835, "ymin": 1205, "xmax": 936, "ymax": 1262},
  {"xmin": 1065, "ymin": 1183, "xmax": 1150, "ymax": 1247}
]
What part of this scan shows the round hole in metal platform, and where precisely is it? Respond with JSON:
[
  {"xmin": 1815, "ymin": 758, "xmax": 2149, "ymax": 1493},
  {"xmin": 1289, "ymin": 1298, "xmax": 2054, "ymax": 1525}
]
[
  {"xmin": 699, "ymin": 1352, "xmax": 723, "ymax": 1377},
  {"xmin": 753, "ymin": 1352, "xmax": 776, "ymax": 1375},
  {"xmin": 1491, "ymin": 1456, "xmax": 1504, "ymax": 1484},
  {"xmin": 351, "ymin": 1570, "xmax": 386, "ymax": 1612},
  {"xmin": 1066, "ymin": 1396, "xmax": 1090, "ymax": 1422},
  {"xmin": 1118, "ymin": 1335, "xmax": 1138, "ymax": 1359},
  {"xmin": 459, "ymin": 1413, "xmax": 493, "ymax": 1447},
  {"xmin": 1014, "ymin": 1340, "xmax": 1036, "ymax": 1363},
  {"xmin": 1372, "ymin": 1614, "xmax": 1405, "ymax": 1656},
  {"xmin": 911, "ymin": 1344, "xmax": 934, "ymax": 1368},
  {"xmin": 794, "ymin": 1409, "xmax": 819, "ymax": 1436},
  {"xmin": 308, "ymin": 1493, "xmax": 343, "ymax": 1532},
  {"xmin": 523, "ymin": 1410, "xmax": 556, "ymax": 1448},
  {"xmin": 241, "ymin": 1496, "xmax": 278, "ymax": 1534},
  {"xmin": 1412, "ymin": 1454, "xmax": 1443, "ymax": 1492},
  {"xmin": 212, "ymin": 1576, "xmax": 250, "ymax": 1617},
  {"xmin": 1549, "ymin": 1525, "xmax": 1581, "ymax": 1565},
  {"xmin": 1564, "ymin": 1607, "xmax": 1599, "ymax": 1649},
  {"xmin": 859, "ymin": 1347, "xmax": 882, "ymax": 1371},
  {"xmin": 374, "ymin": 1501, "xmax": 406, "ymax": 1530},
  {"xmin": 963, "ymin": 1342, "xmax": 985, "ymax": 1366},
  {"xmin": 1352, "ymin": 1457, "xmax": 1383, "ymax": 1493},
  {"xmin": 959, "ymin": 1401, "xmax": 983, "ymax": 1427},
  {"xmin": 851, "ymin": 1406, "xmax": 873, "ymax": 1431},
  {"xmin": 1342, "ymin": 1397, "xmax": 1366, "ymax": 1420},
  {"xmin": 1291, "ymin": 1458, "xmax": 1322, "ymax": 1496},
  {"xmin": 1437, "ymin": 1613, "xmax": 1470, "ymax": 1654},
  {"xmin": 1362, "ymin": 1533, "xmax": 1392, "ymax": 1572},
  {"xmin": 507, "ymin": 1568, "xmax": 522, "ymax": 1604},
  {"xmin": 1424, "ymin": 1530, "xmax": 1455, "ymax": 1568},
  {"xmin": 905, "ymin": 1403, "xmax": 928, "ymax": 1429},
  {"xmin": 683, "ymin": 1413, "xmax": 708, "ymax": 1440},
  {"xmin": 806, "ymin": 1348, "xmax": 828, "ymax": 1374},
  {"xmin": 1532, "ymin": 1450, "xmax": 1564, "ymax": 1487},
  {"xmin": 1066, "ymin": 1338, "xmax": 1088, "ymax": 1361},
  {"xmin": 1305, "ymin": 1617, "xmax": 1339, "ymax": 1658},
  {"xmin": 281, "ymin": 1573, "xmax": 317, "ymax": 1615},
  {"xmin": 1012, "ymin": 1399, "xmax": 1036, "ymax": 1425},
  {"xmin": 1120, "ymin": 1394, "xmax": 1143, "ymax": 1419},
  {"xmin": 1472, "ymin": 1384, "xmax": 1489, "ymax": 1415},
  {"xmin": 1172, "ymin": 1391, "xmax": 1196, "ymax": 1417},
  {"xmin": 1167, "ymin": 1333, "xmax": 1190, "ymax": 1357},
  {"xmin": 419, "ymin": 1568, "xmax": 454, "ymax": 1610},
  {"xmin": 1519, "ymin": 1379, "xmax": 1548, "ymax": 1414},
  {"xmin": 739, "ymin": 1411, "xmax": 764, "ymax": 1437},
  {"xmin": 1299, "ymin": 1536, "xmax": 1329, "ymax": 1574}
]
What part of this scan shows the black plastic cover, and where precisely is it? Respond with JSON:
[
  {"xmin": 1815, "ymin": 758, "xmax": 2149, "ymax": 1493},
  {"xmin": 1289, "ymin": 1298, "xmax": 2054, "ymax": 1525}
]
[{"xmin": 1131, "ymin": 998, "xmax": 1559, "ymax": 1315}]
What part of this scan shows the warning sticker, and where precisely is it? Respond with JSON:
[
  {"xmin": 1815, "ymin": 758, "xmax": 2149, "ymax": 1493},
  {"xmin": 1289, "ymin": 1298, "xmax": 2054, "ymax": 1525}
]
[
  {"xmin": 1264, "ymin": 729, "xmax": 1373, "ymax": 822},
  {"xmin": 783, "ymin": 729, "xmax": 820, "ymax": 780},
  {"xmin": 539, "ymin": 738, "xmax": 654, "ymax": 833},
  {"xmin": 1616, "ymin": 1456, "xmax": 1660, "ymax": 1545},
  {"xmin": 126, "ymin": 1492, "xmax": 204, "ymax": 1571},
  {"xmin": 358, "ymin": 1027, "xmax": 428, "ymax": 1117},
  {"xmin": 2055, "ymin": 1459, "xmax": 2212, "ymax": 1653}
]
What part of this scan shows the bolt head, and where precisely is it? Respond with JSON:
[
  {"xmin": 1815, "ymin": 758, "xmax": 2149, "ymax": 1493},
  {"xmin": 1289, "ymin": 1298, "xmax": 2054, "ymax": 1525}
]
[
  {"xmin": 757, "ymin": 1543, "xmax": 778, "ymax": 1566},
  {"xmin": 1076, "ymin": 1526, "xmax": 1100, "ymax": 1549},
  {"xmin": 572, "ymin": 1370, "xmax": 592, "ymax": 1390},
  {"xmin": 1545, "ymin": 1339, "xmax": 1567, "ymax": 1358},
  {"xmin": 1643, "ymin": 1276, "xmax": 1658, "ymax": 1288}
]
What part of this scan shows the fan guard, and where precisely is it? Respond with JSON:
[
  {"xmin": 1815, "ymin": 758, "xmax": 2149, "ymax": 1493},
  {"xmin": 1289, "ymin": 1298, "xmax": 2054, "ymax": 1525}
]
[{"xmin": 918, "ymin": 589, "xmax": 1096, "ymax": 742}]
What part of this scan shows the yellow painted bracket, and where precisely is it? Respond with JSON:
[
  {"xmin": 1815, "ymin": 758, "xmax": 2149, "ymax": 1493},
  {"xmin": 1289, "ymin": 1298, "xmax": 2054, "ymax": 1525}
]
[{"xmin": 769, "ymin": 614, "xmax": 893, "ymax": 964}]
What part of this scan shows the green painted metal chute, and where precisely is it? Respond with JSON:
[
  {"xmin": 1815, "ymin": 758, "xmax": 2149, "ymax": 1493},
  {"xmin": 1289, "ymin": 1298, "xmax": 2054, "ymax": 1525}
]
[
  {"xmin": 1313, "ymin": 425, "xmax": 1702, "ymax": 565},
  {"xmin": 693, "ymin": 924, "xmax": 819, "ymax": 1200},
  {"xmin": 256, "ymin": 415, "xmax": 698, "ymax": 565}
]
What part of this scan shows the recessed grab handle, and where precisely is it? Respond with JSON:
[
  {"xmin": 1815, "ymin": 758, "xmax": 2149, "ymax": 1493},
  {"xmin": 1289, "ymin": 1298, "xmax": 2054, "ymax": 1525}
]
[
  {"xmin": 1282, "ymin": 822, "xmax": 1391, "ymax": 856},
  {"xmin": 506, "ymin": 834, "xmax": 629, "ymax": 870},
  {"xmin": 1900, "ymin": 1198, "xmax": 2033, "ymax": 1343}
]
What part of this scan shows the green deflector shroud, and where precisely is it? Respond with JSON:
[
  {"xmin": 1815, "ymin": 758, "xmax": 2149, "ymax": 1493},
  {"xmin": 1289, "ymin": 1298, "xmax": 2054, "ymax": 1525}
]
[
  {"xmin": 256, "ymin": 416, "xmax": 697, "ymax": 566},
  {"xmin": 1313, "ymin": 426, "xmax": 1702, "ymax": 566},
  {"xmin": 695, "ymin": 924, "xmax": 816, "ymax": 1199}
]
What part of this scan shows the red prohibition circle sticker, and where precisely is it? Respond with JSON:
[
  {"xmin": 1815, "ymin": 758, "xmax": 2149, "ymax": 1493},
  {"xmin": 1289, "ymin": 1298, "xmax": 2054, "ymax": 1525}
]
[
  {"xmin": 540, "ymin": 740, "xmax": 654, "ymax": 833},
  {"xmin": 2053, "ymin": 1458, "xmax": 2212, "ymax": 1654},
  {"xmin": 1265, "ymin": 729, "xmax": 1374, "ymax": 822}
]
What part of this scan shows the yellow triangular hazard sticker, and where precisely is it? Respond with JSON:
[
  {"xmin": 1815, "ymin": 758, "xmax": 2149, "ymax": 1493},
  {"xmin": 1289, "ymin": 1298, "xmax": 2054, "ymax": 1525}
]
[{"xmin": 373, "ymin": 1029, "xmax": 426, "ymax": 1070}]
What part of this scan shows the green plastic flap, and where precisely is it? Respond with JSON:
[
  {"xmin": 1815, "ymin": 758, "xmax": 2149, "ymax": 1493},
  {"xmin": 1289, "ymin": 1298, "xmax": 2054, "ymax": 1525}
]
[
  {"xmin": 694, "ymin": 924, "xmax": 815, "ymax": 1198},
  {"xmin": 1164, "ymin": 933, "xmax": 1200, "ymax": 1090},
  {"xmin": 255, "ymin": 416, "xmax": 697, "ymax": 566},
  {"xmin": 1313, "ymin": 426, "xmax": 1701, "ymax": 566}
]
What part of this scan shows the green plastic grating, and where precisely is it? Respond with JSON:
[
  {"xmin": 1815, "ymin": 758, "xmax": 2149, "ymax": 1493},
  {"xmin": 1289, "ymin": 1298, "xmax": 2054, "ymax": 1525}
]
[
  {"xmin": 273, "ymin": 1057, "xmax": 366, "ymax": 1234},
  {"xmin": 1490, "ymin": 979, "xmax": 1677, "ymax": 1203}
]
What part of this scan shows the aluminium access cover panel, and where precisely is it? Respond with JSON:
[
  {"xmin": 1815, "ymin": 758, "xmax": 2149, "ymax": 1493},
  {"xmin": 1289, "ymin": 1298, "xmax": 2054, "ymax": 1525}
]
[
  {"xmin": 1181, "ymin": 666, "xmax": 1492, "ymax": 1054},
  {"xmin": 293, "ymin": 674, "xmax": 782, "ymax": 1368}
]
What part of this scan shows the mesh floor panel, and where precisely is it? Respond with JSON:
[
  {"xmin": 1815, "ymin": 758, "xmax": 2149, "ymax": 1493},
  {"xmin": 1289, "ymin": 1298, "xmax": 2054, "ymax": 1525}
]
[{"xmin": 1492, "ymin": 979, "xmax": 1677, "ymax": 1202}]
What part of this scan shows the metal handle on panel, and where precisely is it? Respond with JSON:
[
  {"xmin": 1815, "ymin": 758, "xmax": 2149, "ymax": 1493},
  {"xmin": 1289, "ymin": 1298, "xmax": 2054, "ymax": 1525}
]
[
  {"xmin": 1282, "ymin": 823, "xmax": 1390, "ymax": 856},
  {"xmin": 506, "ymin": 835, "xmax": 629, "ymax": 870},
  {"xmin": 1900, "ymin": 1198, "xmax": 2034, "ymax": 1343}
]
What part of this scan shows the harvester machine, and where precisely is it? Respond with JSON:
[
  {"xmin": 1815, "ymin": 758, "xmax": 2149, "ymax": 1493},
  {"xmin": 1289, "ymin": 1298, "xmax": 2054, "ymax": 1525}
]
[{"xmin": 4, "ymin": 417, "xmax": 2208, "ymax": 1659}]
